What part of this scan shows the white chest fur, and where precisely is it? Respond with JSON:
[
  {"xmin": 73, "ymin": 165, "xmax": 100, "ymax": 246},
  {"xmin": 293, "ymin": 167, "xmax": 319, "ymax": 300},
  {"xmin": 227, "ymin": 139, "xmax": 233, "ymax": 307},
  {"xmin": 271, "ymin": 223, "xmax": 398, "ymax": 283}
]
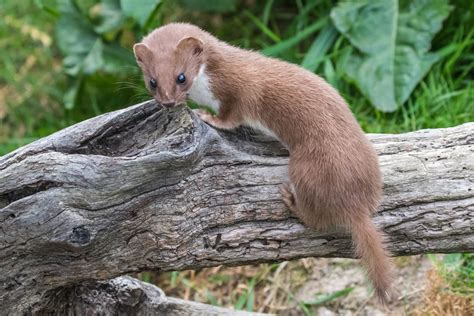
[{"xmin": 188, "ymin": 65, "xmax": 221, "ymax": 112}]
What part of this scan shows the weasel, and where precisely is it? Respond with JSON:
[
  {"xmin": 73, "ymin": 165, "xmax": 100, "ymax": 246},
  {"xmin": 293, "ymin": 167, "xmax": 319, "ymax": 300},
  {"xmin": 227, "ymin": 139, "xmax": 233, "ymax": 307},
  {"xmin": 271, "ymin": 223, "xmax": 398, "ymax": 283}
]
[{"xmin": 133, "ymin": 22, "xmax": 393, "ymax": 303}]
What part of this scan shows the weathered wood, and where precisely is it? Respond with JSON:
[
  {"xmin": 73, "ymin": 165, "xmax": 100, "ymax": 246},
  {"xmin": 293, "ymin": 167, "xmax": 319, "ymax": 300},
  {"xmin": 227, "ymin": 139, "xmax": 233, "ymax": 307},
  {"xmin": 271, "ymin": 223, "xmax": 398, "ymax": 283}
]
[
  {"xmin": 0, "ymin": 100, "xmax": 472, "ymax": 313},
  {"xmin": 34, "ymin": 276, "xmax": 270, "ymax": 315}
]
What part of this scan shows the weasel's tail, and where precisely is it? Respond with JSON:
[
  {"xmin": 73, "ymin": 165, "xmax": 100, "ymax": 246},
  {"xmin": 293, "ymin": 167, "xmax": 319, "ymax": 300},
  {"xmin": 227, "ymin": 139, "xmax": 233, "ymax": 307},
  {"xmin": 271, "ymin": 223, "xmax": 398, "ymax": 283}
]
[{"xmin": 351, "ymin": 216, "xmax": 393, "ymax": 304}]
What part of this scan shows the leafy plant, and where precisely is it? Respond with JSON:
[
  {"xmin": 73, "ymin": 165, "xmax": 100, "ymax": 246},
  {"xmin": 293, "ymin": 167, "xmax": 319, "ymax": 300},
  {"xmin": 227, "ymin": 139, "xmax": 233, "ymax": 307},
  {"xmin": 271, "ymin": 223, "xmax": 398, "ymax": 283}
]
[
  {"xmin": 41, "ymin": 0, "xmax": 161, "ymax": 109},
  {"xmin": 331, "ymin": 0, "xmax": 452, "ymax": 112}
]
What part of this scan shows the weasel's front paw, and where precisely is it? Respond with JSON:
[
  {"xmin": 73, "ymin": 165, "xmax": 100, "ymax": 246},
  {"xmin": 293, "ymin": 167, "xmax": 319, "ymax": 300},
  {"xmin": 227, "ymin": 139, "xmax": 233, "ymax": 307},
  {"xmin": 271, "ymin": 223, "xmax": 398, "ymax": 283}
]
[
  {"xmin": 193, "ymin": 108, "xmax": 214, "ymax": 124},
  {"xmin": 193, "ymin": 108, "xmax": 239, "ymax": 130}
]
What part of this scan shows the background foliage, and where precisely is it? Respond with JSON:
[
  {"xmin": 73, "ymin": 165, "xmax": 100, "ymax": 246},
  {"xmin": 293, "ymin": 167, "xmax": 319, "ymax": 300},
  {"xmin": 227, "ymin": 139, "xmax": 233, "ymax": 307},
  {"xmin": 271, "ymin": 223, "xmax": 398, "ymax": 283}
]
[
  {"xmin": 1, "ymin": 0, "xmax": 473, "ymax": 157},
  {"xmin": 0, "ymin": 0, "xmax": 473, "ymax": 313}
]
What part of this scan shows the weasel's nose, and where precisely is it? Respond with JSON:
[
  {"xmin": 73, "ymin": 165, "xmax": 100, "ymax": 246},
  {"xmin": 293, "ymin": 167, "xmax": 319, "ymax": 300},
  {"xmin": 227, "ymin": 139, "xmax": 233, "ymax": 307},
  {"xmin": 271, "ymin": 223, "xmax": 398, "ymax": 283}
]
[{"xmin": 162, "ymin": 101, "xmax": 176, "ymax": 108}]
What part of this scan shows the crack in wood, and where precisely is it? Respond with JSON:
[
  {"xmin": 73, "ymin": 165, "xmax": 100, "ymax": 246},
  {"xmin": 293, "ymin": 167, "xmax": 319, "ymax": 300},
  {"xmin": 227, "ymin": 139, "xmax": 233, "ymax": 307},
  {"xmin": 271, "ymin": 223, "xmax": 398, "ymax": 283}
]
[{"xmin": 0, "ymin": 180, "xmax": 62, "ymax": 206}]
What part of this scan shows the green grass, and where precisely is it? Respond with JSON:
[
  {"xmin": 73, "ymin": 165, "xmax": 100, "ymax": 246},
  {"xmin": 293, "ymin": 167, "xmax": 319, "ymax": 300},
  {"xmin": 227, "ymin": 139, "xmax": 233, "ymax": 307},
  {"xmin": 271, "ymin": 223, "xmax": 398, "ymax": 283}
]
[
  {"xmin": 351, "ymin": 62, "xmax": 474, "ymax": 134},
  {"xmin": 0, "ymin": 1, "xmax": 64, "ymax": 152},
  {"xmin": 0, "ymin": 0, "xmax": 150, "ymax": 155},
  {"xmin": 299, "ymin": 287, "xmax": 354, "ymax": 315},
  {"xmin": 429, "ymin": 253, "xmax": 474, "ymax": 296}
]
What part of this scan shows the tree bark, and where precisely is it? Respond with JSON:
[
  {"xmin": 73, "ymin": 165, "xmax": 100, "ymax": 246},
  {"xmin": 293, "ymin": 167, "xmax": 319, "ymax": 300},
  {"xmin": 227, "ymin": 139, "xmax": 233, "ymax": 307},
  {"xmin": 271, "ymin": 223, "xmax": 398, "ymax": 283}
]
[
  {"xmin": 0, "ymin": 101, "xmax": 472, "ymax": 314},
  {"xmin": 35, "ymin": 276, "xmax": 268, "ymax": 316}
]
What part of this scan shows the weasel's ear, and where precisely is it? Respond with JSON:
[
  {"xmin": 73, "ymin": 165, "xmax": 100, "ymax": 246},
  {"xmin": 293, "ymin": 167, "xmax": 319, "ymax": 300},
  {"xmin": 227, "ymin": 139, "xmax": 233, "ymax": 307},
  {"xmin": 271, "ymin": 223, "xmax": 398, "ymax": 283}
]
[
  {"xmin": 176, "ymin": 37, "xmax": 204, "ymax": 57},
  {"xmin": 133, "ymin": 43, "xmax": 153, "ymax": 64}
]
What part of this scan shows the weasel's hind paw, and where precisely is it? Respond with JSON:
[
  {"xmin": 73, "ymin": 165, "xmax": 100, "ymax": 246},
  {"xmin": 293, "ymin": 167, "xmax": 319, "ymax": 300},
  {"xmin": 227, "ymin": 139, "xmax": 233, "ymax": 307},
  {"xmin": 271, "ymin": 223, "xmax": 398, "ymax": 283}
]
[{"xmin": 279, "ymin": 183, "xmax": 298, "ymax": 214}]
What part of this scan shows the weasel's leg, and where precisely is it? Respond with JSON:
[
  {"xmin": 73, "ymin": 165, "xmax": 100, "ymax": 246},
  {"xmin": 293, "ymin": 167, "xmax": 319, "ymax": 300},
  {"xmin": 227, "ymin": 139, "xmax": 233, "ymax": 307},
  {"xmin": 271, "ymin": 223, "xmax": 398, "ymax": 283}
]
[
  {"xmin": 194, "ymin": 107, "xmax": 242, "ymax": 130},
  {"xmin": 280, "ymin": 183, "xmax": 317, "ymax": 228}
]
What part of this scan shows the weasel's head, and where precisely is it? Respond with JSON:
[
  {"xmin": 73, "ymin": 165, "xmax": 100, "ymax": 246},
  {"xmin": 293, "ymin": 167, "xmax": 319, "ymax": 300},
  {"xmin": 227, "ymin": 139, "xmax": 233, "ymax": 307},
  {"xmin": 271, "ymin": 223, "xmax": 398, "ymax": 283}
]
[{"xmin": 133, "ymin": 36, "xmax": 204, "ymax": 108}]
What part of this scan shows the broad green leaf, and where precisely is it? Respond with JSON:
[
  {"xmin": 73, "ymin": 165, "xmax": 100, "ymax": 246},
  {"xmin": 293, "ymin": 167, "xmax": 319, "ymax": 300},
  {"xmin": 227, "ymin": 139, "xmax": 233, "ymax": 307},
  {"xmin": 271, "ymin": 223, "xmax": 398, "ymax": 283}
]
[
  {"xmin": 331, "ymin": 0, "xmax": 451, "ymax": 112},
  {"xmin": 102, "ymin": 43, "xmax": 137, "ymax": 74},
  {"xmin": 55, "ymin": 0, "xmax": 100, "ymax": 75},
  {"xmin": 120, "ymin": 0, "xmax": 161, "ymax": 26},
  {"xmin": 56, "ymin": 0, "xmax": 82, "ymax": 16},
  {"xmin": 82, "ymin": 39, "xmax": 105, "ymax": 74},
  {"xmin": 95, "ymin": 0, "xmax": 125, "ymax": 34},
  {"xmin": 60, "ymin": 37, "xmax": 104, "ymax": 75},
  {"xmin": 56, "ymin": 0, "xmax": 133, "ymax": 76},
  {"xmin": 395, "ymin": 0, "xmax": 451, "ymax": 104}
]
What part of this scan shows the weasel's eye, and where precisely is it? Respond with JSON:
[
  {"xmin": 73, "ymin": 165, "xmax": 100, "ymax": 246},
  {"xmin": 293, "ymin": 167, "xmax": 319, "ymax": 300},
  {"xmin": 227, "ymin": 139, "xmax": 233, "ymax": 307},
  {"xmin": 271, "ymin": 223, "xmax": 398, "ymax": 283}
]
[
  {"xmin": 149, "ymin": 78, "xmax": 157, "ymax": 89},
  {"xmin": 176, "ymin": 73, "xmax": 186, "ymax": 84}
]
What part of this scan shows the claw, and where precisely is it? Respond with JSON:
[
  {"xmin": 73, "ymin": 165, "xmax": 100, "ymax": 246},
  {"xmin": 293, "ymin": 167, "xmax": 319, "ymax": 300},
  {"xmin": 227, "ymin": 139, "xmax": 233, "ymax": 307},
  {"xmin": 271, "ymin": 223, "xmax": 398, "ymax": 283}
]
[
  {"xmin": 193, "ymin": 108, "xmax": 210, "ymax": 117},
  {"xmin": 193, "ymin": 108, "xmax": 214, "ymax": 125},
  {"xmin": 280, "ymin": 183, "xmax": 297, "ymax": 213}
]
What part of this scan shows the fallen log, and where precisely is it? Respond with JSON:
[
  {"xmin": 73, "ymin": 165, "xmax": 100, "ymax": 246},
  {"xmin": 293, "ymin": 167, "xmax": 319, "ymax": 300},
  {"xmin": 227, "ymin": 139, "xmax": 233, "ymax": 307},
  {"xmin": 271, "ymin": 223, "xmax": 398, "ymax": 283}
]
[{"xmin": 0, "ymin": 100, "xmax": 472, "ymax": 314}]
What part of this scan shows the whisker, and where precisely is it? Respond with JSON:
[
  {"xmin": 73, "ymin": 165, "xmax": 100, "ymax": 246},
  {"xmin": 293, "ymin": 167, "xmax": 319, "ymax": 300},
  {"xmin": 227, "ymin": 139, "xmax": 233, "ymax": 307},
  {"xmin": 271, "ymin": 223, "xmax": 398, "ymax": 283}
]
[
  {"xmin": 128, "ymin": 93, "xmax": 151, "ymax": 105},
  {"xmin": 114, "ymin": 80, "xmax": 148, "ymax": 93}
]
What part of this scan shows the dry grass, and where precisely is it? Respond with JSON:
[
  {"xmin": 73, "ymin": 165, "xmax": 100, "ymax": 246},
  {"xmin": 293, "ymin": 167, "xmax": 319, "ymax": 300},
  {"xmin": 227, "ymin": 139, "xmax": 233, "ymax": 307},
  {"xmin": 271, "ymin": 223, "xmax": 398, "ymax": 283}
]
[
  {"xmin": 137, "ymin": 260, "xmax": 315, "ymax": 314},
  {"xmin": 134, "ymin": 256, "xmax": 444, "ymax": 315},
  {"xmin": 3, "ymin": 15, "xmax": 52, "ymax": 47},
  {"xmin": 414, "ymin": 269, "xmax": 473, "ymax": 316}
]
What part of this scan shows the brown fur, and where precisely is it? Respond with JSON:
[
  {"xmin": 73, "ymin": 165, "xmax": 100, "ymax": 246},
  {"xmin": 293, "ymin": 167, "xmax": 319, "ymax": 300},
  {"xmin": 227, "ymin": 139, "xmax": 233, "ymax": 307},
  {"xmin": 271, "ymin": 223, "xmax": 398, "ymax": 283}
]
[{"xmin": 134, "ymin": 22, "xmax": 393, "ymax": 303}]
